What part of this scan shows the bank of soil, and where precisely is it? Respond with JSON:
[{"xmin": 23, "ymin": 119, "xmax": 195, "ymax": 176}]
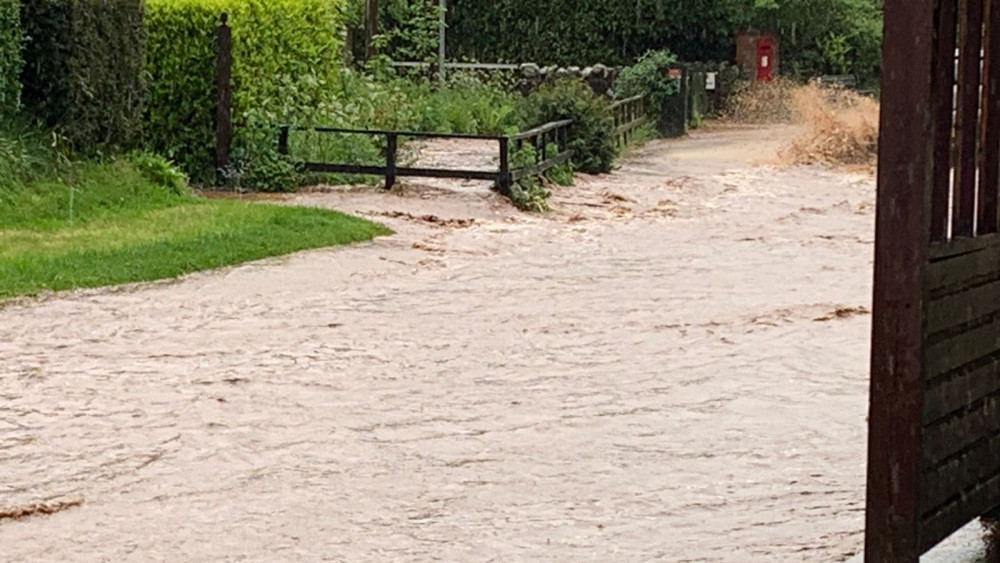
[{"xmin": 0, "ymin": 123, "xmax": 875, "ymax": 561}]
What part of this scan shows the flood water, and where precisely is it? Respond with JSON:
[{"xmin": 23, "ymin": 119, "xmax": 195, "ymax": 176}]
[{"xmin": 1, "ymin": 125, "xmax": 875, "ymax": 561}]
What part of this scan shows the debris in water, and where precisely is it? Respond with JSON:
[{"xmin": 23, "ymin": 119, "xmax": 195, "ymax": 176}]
[
  {"xmin": 814, "ymin": 306, "xmax": 871, "ymax": 322},
  {"xmin": 0, "ymin": 498, "xmax": 84, "ymax": 521},
  {"xmin": 372, "ymin": 211, "xmax": 476, "ymax": 228}
]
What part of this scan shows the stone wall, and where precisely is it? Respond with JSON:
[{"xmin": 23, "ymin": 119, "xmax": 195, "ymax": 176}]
[{"xmin": 516, "ymin": 63, "xmax": 620, "ymax": 97}]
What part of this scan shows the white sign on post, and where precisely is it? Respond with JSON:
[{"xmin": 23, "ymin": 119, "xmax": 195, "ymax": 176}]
[{"xmin": 706, "ymin": 72, "xmax": 717, "ymax": 91}]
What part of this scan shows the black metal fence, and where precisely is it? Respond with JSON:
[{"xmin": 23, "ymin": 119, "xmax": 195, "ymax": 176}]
[{"xmin": 276, "ymin": 118, "xmax": 576, "ymax": 195}]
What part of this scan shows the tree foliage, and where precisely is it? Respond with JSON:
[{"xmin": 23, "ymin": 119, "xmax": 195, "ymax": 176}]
[
  {"xmin": 368, "ymin": 0, "xmax": 884, "ymax": 86},
  {"xmin": 0, "ymin": 0, "xmax": 22, "ymax": 115},
  {"xmin": 750, "ymin": 0, "xmax": 883, "ymax": 84},
  {"xmin": 615, "ymin": 50, "xmax": 680, "ymax": 108}
]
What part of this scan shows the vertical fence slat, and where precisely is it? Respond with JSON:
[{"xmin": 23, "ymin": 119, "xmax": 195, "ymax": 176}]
[
  {"xmin": 980, "ymin": 0, "xmax": 1000, "ymax": 234},
  {"xmin": 953, "ymin": 0, "xmax": 986, "ymax": 237},
  {"xmin": 214, "ymin": 13, "xmax": 233, "ymax": 187},
  {"xmin": 933, "ymin": 0, "xmax": 960, "ymax": 241}
]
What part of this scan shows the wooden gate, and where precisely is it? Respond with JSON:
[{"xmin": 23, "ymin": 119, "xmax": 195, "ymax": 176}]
[{"xmin": 867, "ymin": 0, "xmax": 1000, "ymax": 560}]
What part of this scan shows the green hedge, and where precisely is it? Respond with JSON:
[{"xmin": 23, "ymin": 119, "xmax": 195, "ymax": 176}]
[
  {"xmin": 20, "ymin": 0, "xmax": 146, "ymax": 151},
  {"xmin": 146, "ymin": 0, "xmax": 348, "ymax": 183},
  {"xmin": 0, "ymin": 0, "xmax": 22, "ymax": 114},
  {"xmin": 447, "ymin": 0, "xmax": 739, "ymax": 67}
]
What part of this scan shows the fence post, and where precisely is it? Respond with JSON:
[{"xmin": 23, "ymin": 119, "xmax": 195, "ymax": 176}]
[
  {"xmin": 385, "ymin": 132, "xmax": 397, "ymax": 190},
  {"xmin": 498, "ymin": 137, "xmax": 511, "ymax": 195},
  {"xmin": 660, "ymin": 66, "xmax": 688, "ymax": 138},
  {"xmin": 215, "ymin": 12, "xmax": 233, "ymax": 187}
]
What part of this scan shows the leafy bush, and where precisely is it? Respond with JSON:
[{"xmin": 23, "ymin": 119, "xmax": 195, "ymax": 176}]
[
  {"xmin": 127, "ymin": 151, "xmax": 191, "ymax": 196},
  {"xmin": 145, "ymin": 0, "xmax": 348, "ymax": 183},
  {"xmin": 616, "ymin": 49, "xmax": 679, "ymax": 108},
  {"xmin": 20, "ymin": 0, "xmax": 146, "ymax": 152},
  {"xmin": 233, "ymin": 148, "xmax": 300, "ymax": 193},
  {"xmin": 0, "ymin": 0, "xmax": 22, "ymax": 114},
  {"xmin": 518, "ymin": 79, "xmax": 616, "ymax": 174},
  {"xmin": 395, "ymin": 75, "xmax": 519, "ymax": 134},
  {"xmin": 508, "ymin": 143, "xmax": 550, "ymax": 212}
]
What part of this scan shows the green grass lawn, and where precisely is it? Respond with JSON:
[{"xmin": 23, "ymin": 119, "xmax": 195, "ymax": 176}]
[{"xmin": 0, "ymin": 160, "xmax": 390, "ymax": 300}]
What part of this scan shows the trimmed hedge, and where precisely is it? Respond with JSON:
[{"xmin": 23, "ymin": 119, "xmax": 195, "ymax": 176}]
[
  {"xmin": 0, "ymin": 0, "xmax": 22, "ymax": 114},
  {"xmin": 146, "ymin": 0, "xmax": 348, "ymax": 183},
  {"xmin": 20, "ymin": 0, "xmax": 146, "ymax": 151},
  {"xmin": 447, "ymin": 0, "xmax": 739, "ymax": 67}
]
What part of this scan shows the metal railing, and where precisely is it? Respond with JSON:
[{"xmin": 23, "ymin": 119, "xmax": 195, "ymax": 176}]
[{"xmin": 276, "ymin": 120, "xmax": 575, "ymax": 195}]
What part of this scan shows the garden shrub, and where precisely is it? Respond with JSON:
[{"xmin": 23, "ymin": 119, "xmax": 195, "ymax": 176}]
[
  {"xmin": 615, "ymin": 49, "xmax": 680, "ymax": 109},
  {"xmin": 126, "ymin": 151, "xmax": 191, "ymax": 196},
  {"xmin": 518, "ymin": 79, "xmax": 616, "ymax": 174},
  {"xmin": 145, "ymin": 0, "xmax": 348, "ymax": 183},
  {"xmin": 20, "ymin": 0, "xmax": 146, "ymax": 152},
  {"xmin": 0, "ymin": 0, "xmax": 22, "ymax": 114}
]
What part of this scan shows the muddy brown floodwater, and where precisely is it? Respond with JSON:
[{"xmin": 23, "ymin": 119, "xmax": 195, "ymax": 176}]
[{"xmin": 1, "ymin": 124, "xmax": 875, "ymax": 562}]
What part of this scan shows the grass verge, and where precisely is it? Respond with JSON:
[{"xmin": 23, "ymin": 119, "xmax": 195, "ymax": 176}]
[{"xmin": 1, "ymin": 159, "xmax": 390, "ymax": 300}]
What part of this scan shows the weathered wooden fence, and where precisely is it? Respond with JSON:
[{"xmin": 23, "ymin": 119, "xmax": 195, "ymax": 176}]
[
  {"xmin": 867, "ymin": 0, "xmax": 1000, "ymax": 560},
  {"xmin": 609, "ymin": 94, "xmax": 649, "ymax": 147}
]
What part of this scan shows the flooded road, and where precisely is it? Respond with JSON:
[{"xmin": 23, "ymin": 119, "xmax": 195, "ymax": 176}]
[{"xmin": 1, "ymin": 125, "xmax": 874, "ymax": 561}]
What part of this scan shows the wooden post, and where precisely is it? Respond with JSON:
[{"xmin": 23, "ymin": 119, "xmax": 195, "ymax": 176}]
[
  {"xmin": 437, "ymin": 0, "xmax": 446, "ymax": 85},
  {"xmin": 215, "ymin": 12, "xmax": 233, "ymax": 186},
  {"xmin": 498, "ymin": 137, "xmax": 511, "ymax": 195},
  {"xmin": 864, "ymin": 0, "xmax": 936, "ymax": 560},
  {"xmin": 364, "ymin": 0, "xmax": 378, "ymax": 62},
  {"xmin": 977, "ymin": 0, "xmax": 1000, "ymax": 235},
  {"xmin": 384, "ymin": 132, "xmax": 397, "ymax": 190}
]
